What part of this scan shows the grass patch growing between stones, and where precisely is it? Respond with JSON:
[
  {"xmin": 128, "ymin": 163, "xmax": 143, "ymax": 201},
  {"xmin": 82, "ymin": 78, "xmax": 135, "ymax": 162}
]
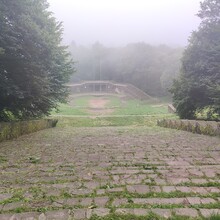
[
  {"xmin": 89, "ymin": 213, "xmax": 220, "ymax": 220},
  {"xmin": 178, "ymin": 182, "xmax": 220, "ymax": 188},
  {"xmin": 103, "ymin": 191, "xmax": 220, "ymax": 200},
  {"xmin": 0, "ymin": 155, "xmax": 7, "ymax": 163}
]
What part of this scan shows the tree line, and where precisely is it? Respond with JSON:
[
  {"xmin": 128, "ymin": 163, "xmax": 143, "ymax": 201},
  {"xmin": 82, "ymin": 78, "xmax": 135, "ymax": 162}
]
[
  {"xmin": 0, "ymin": 0, "xmax": 219, "ymax": 121},
  {"xmin": 171, "ymin": 0, "xmax": 220, "ymax": 120},
  {"xmin": 69, "ymin": 42, "xmax": 183, "ymax": 97}
]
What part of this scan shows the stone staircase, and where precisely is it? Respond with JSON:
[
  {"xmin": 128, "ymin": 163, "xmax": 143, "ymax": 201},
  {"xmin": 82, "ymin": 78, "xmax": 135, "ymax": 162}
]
[
  {"xmin": 0, "ymin": 124, "xmax": 219, "ymax": 219},
  {"xmin": 123, "ymin": 83, "xmax": 153, "ymax": 101}
]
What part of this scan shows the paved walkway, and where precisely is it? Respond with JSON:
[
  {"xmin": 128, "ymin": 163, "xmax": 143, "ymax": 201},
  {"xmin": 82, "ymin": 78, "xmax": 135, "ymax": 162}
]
[{"xmin": 0, "ymin": 126, "xmax": 219, "ymax": 219}]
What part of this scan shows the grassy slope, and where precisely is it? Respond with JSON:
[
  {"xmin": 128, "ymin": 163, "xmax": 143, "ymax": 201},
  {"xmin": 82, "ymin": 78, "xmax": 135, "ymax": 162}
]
[
  {"xmin": 51, "ymin": 96, "xmax": 172, "ymax": 117},
  {"xmin": 51, "ymin": 97, "xmax": 177, "ymax": 127},
  {"xmin": 114, "ymin": 100, "xmax": 168, "ymax": 115}
]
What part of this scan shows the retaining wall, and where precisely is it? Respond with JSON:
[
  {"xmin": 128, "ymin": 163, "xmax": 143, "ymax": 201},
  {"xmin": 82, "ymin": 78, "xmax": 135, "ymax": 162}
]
[
  {"xmin": 0, "ymin": 119, "xmax": 58, "ymax": 142},
  {"xmin": 157, "ymin": 119, "xmax": 220, "ymax": 136},
  {"xmin": 68, "ymin": 81, "xmax": 153, "ymax": 101}
]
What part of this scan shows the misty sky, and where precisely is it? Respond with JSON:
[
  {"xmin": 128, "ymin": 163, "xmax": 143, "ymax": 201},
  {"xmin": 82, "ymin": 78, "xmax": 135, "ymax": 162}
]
[{"xmin": 48, "ymin": 0, "xmax": 201, "ymax": 47}]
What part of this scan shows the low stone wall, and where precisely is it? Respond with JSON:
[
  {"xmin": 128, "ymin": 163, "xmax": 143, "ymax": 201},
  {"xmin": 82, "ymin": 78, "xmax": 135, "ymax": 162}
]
[
  {"xmin": 157, "ymin": 119, "xmax": 220, "ymax": 136},
  {"xmin": 0, "ymin": 119, "xmax": 58, "ymax": 142},
  {"xmin": 68, "ymin": 81, "xmax": 153, "ymax": 101}
]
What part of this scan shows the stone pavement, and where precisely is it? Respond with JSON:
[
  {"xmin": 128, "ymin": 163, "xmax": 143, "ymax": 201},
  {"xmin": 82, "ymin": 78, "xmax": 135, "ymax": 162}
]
[{"xmin": 0, "ymin": 126, "xmax": 219, "ymax": 219}]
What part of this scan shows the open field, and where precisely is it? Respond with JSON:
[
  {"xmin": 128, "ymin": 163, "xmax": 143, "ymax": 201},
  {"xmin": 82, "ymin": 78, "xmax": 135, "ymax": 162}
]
[
  {"xmin": 0, "ymin": 95, "xmax": 219, "ymax": 219},
  {"xmin": 51, "ymin": 95, "xmax": 170, "ymax": 117}
]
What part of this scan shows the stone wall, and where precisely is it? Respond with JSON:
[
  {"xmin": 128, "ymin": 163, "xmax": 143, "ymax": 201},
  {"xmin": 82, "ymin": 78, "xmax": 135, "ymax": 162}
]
[
  {"xmin": 0, "ymin": 119, "xmax": 58, "ymax": 142},
  {"xmin": 157, "ymin": 119, "xmax": 220, "ymax": 136},
  {"xmin": 168, "ymin": 104, "xmax": 176, "ymax": 113}
]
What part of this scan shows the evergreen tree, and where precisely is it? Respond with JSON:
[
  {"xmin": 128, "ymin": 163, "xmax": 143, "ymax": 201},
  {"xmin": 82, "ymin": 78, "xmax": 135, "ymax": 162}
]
[{"xmin": 0, "ymin": 0, "xmax": 74, "ymax": 121}]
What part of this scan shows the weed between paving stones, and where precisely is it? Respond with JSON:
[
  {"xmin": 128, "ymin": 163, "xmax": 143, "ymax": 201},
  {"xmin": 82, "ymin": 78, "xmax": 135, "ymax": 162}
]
[{"xmin": 0, "ymin": 116, "xmax": 219, "ymax": 219}]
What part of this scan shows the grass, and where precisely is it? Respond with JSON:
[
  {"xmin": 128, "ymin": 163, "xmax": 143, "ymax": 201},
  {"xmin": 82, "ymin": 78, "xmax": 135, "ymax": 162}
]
[
  {"xmin": 89, "ymin": 213, "xmax": 220, "ymax": 220},
  {"xmin": 73, "ymin": 95, "xmax": 93, "ymax": 107},
  {"xmin": 51, "ymin": 103, "xmax": 89, "ymax": 116},
  {"xmin": 51, "ymin": 95, "xmax": 174, "ymax": 117},
  {"xmin": 106, "ymin": 96, "xmax": 122, "ymax": 107},
  {"xmin": 114, "ymin": 100, "xmax": 168, "ymax": 115},
  {"xmin": 28, "ymin": 156, "xmax": 41, "ymax": 164},
  {"xmin": 55, "ymin": 115, "xmax": 163, "ymax": 127},
  {"xmin": 0, "ymin": 155, "xmax": 7, "ymax": 163},
  {"xmin": 50, "ymin": 95, "xmax": 177, "ymax": 127},
  {"xmin": 177, "ymin": 182, "xmax": 220, "ymax": 188}
]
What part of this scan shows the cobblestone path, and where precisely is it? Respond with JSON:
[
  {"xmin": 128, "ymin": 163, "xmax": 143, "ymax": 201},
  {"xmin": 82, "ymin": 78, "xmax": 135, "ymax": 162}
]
[{"xmin": 0, "ymin": 125, "xmax": 219, "ymax": 219}]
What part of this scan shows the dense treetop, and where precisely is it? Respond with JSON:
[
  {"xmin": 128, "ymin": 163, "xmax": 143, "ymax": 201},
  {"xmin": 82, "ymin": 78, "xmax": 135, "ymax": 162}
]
[
  {"xmin": 171, "ymin": 0, "xmax": 220, "ymax": 119},
  {"xmin": 0, "ymin": 0, "xmax": 74, "ymax": 121}
]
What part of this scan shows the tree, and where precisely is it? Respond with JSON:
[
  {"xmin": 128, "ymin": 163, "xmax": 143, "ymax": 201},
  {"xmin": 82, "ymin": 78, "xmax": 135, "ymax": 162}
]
[
  {"xmin": 170, "ymin": 0, "xmax": 220, "ymax": 119},
  {"xmin": 0, "ymin": 0, "xmax": 74, "ymax": 121}
]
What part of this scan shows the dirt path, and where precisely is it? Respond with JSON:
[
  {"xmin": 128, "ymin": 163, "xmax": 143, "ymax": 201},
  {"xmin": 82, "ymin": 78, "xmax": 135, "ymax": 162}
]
[
  {"xmin": 0, "ymin": 126, "xmax": 219, "ymax": 219},
  {"xmin": 89, "ymin": 98, "xmax": 109, "ymax": 109},
  {"xmin": 88, "ymin": 98, "xmax": 114, "ymax": 115}
]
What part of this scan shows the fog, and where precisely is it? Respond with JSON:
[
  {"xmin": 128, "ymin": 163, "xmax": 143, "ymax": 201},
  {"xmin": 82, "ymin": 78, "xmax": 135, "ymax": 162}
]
[{"xmin": 48, "ymin": 0, "xmax": 201, "ymax": 47}]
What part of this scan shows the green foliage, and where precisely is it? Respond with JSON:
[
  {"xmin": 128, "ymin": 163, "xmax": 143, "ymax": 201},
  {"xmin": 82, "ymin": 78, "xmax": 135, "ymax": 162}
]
[
  {"xmin": 0, "ymin": 119, "xmax": 57, "ymax": 142},
  {"xmin": 0, "ymin": 155, "xmax": 7, "ymax": 163},
  {"xmin": 157, "ymin": 119, "xmax": 220, "ymax": 137},
  {"xmin": 198, "ymin": 0, "xmax": 220, "ymax": 23},
  {"xmin": 28, "ymin": 156, "xmax": 41, "ymax": 164},
  {"xmin": 171, "ymin": 0, "xmax": 220, "ymax": 119},
  {"xmin": 0, "ymin": 0, "xmax": 74, "ymax": 121},
  {"xmin": 209, "ymin": 215, "xmax": 220, "ymax": 220}
]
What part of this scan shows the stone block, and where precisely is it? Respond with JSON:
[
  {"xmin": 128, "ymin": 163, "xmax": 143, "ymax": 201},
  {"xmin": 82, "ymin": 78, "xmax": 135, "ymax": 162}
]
[
  {"xmin": 94, "ymin": 197, "xmax": 109, "ymax": 207},
  {"xmin": 151, "ymin": 209, "xmax": 172, "ymax": 218},
  {"xmin": 162, "ymin": 186, "xmax": 176, "ymax": 193},
  {"xmin": 45, "ymin": 210, "xmax": 71, "ymax": 220},
  {"xmin": 92, "ymin": 208, "xmax": 110, "ymax": 217},
  {"xmin": 200, "ymin": 209, "xmax": 220, "ymax": 217},
  {"xmin": 175, "ymin": 208, "xmax": 198, "ymax": 217},
  {"xmin": 127, "ymin": 185, "xmax": 150, "ymax": 194}
]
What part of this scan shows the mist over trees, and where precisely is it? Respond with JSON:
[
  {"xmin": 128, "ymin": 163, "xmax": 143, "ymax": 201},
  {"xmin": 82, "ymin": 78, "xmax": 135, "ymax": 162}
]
[
  {"xmin": 171, "ymin": 0, "xmax": 220, "ymax": 119},
  {"xmin": 69, "ymin": 42, "xmax": 183, "ymax": 97},
  {"xmin": 0, "ymin": 0, "xmax": 73, "ymax": 121}
]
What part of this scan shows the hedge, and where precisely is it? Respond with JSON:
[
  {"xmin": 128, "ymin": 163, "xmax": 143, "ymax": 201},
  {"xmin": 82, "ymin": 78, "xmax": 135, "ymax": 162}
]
[
  {"xmin": 0, "ymin": 119, "xmax": 58, "ymax": 142},
  {"xmin": 157, "ymin": 119, "xmax": 220, "ymax": 136}
]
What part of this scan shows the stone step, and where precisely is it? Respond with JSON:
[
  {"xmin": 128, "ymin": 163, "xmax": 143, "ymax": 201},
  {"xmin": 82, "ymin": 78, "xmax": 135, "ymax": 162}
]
[
  {"xmin": 112, "ymin": 197, "xmax": 219, "ymax": 206},
  {"xmin": 0, "ymin": 208, "xmax": 219, "ymax": 219}
]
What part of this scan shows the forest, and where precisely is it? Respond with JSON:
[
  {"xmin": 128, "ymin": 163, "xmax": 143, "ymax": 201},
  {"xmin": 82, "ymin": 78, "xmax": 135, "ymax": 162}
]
[{"xmin": 69, "ymin": 42, "xmax": 183, "ymax": 97}]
